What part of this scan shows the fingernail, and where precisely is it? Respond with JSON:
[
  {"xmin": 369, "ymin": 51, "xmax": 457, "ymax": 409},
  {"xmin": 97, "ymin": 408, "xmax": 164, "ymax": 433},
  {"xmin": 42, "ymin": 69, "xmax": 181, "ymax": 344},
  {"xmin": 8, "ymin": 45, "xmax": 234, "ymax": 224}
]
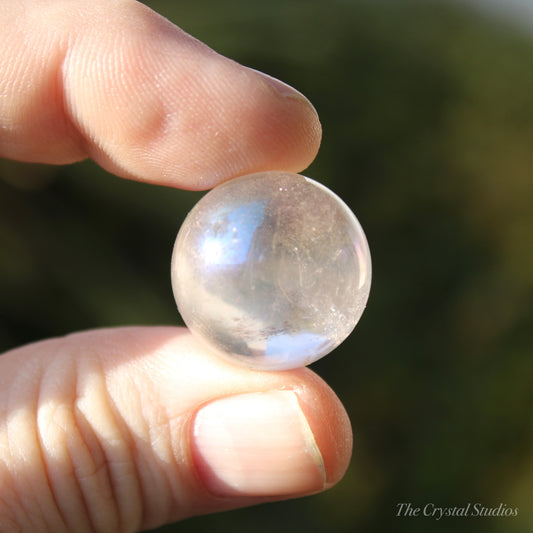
[
  {"xmin": 192, "ymin": 391, "xmax": 326, "ymax": 497},
  {"xmin": 255, "ymin": 70, "xmax": 315, "ymax": 106}
]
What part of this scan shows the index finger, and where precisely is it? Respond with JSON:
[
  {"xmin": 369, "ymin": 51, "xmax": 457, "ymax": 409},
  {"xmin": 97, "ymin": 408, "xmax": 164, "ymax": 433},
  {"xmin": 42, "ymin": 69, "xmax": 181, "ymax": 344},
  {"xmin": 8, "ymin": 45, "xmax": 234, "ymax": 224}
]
[{"xmin": 0, "ymin": 0, "xmax": 321, "ymax": 190}]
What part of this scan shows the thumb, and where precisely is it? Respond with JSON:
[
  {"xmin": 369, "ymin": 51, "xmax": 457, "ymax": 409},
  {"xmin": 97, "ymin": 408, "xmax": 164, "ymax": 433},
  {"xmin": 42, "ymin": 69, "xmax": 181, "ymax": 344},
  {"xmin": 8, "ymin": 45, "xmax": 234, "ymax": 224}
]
[{"xmin": 0, "ymin": 327, "xmax": 352, "ymax": 532}]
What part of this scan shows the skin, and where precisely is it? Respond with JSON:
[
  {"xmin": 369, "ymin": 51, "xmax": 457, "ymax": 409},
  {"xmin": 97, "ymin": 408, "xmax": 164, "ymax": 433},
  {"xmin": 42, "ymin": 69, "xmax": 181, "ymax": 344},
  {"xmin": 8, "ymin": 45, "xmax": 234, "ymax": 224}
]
[{"xmin": 0, "ymin": 1, "xmax": 352, "ymax": 532}]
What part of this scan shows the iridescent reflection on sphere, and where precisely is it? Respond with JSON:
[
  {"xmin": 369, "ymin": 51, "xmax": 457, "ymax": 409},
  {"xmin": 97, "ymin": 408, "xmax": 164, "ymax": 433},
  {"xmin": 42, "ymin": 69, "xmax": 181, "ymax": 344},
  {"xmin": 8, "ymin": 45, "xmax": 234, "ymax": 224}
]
[{"xmin": 171, "ymin": 171, "xmax": 371, "ymax": 370}]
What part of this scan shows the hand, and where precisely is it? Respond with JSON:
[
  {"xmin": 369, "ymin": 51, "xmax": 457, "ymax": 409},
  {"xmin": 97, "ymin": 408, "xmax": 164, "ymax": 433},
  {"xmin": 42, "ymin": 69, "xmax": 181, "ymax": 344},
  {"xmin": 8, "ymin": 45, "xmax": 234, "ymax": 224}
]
[{"xmin": 0, "ymin": 1, "xmax": 351, "ymax": 532}]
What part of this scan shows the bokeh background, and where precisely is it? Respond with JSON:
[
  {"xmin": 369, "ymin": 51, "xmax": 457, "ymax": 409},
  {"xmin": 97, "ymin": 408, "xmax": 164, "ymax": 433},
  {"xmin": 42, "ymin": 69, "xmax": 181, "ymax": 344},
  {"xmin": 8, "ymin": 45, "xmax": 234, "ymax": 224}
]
[{"xmin": 1, "ymin": 0, "xmax": 532, "ymax": 532}]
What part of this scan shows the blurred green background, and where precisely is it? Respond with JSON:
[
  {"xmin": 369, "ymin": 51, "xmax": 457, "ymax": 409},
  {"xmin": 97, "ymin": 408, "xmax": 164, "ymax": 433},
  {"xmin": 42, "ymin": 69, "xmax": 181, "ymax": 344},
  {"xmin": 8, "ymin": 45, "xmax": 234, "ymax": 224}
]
[{"xmin": 1, "ymin": 0, "xmax": 532, "ymax": 531}]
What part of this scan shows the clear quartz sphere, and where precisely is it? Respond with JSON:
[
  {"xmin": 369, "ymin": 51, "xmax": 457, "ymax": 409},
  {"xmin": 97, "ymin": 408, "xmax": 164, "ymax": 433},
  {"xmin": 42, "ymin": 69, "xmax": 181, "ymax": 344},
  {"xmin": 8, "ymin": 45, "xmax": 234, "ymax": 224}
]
[{"xmin": 171, "ymin": 171, "xmax": 371, "ymax": 371}]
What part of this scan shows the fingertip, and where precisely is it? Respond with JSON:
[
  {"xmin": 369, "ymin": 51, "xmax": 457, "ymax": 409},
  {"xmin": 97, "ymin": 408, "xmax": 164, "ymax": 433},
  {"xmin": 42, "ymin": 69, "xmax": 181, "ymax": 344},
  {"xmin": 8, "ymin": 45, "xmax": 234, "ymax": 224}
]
[
  {"xmin": 221, "ymin": 68, "xmax": 322, "ymax": 189},
  {"xmin": 292, "ymin": 369, "xmax": 353, "ymax": 488},
  {"xmin": 75, "ymin": 46, "xmax": 322, "ymax": 190}
]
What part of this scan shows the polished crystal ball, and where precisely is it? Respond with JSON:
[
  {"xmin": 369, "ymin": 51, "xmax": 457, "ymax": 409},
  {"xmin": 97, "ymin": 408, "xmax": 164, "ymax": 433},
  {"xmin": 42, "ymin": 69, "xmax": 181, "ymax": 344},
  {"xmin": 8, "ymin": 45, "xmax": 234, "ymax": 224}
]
[{"xmin": 171, "ymin": 171, "xmax": 371, "ymax": 371}]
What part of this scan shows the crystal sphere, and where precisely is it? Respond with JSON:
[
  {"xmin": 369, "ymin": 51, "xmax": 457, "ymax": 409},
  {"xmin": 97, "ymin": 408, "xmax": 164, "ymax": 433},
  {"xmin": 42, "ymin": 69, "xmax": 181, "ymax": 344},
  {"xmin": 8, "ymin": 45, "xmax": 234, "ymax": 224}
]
[{"xmin": 171, "ymin": 171, "xmax": 371, "ymax": 371}]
